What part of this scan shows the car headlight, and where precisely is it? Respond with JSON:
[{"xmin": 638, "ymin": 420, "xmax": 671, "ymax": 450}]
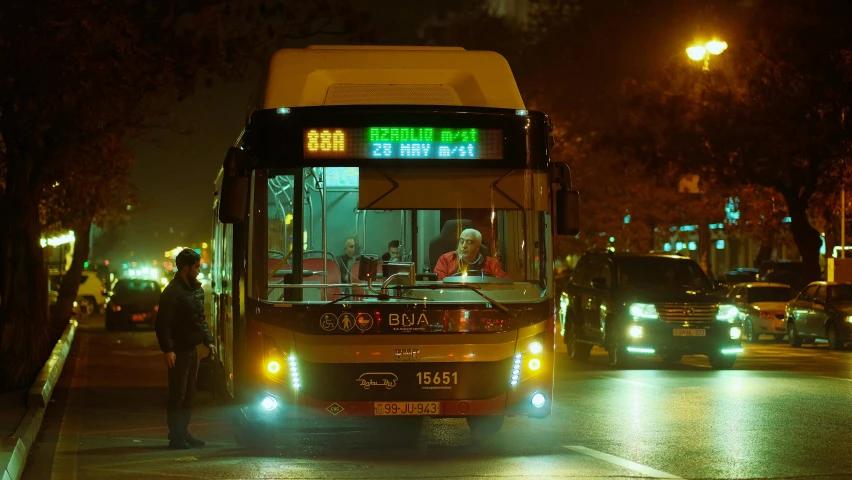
[
  {"xmin": 629, "ymin": 303, "xmax": 658, "ymax": 320},
  {"xmin": 716, "ymin": 304, "xmax": 739, "ymax": 322}
]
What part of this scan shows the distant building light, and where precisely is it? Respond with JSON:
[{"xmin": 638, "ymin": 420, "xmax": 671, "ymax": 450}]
[
  {"xmin": 688, "ymin": 241, "xmax": 698, "ymax": 251},
  {"xmin": 609, "ymin": 236, "xmax": 615, "ymax": 243},
  {"xmin": 676, "ymin": 242, "xmax": 685, "ymax": 251},
  {"xmin": 782, "ymin": 217, "xmax": 791, "ymax": 223},
  {"xmin": 669, "ymin": 226, "xmax": 678, "ymax": 232},
  {"xmin": 663, "ymin": 243, "xmax": 673, "ymax": 252},
  {"xmin": 624, "ymin": 214, "xmax": 631, "ymax": 224},
  {"xmin": 202, "ymin": 242, "xmax": 209, "ymax": 249},
  {"xmin": 680, "ymin": 225, "xmax": 697, "ymax": 232},
  {"xmin": 709, "ymin": 223, "xmax": 724, "ymax": 230},
  {"xmin": 40, "ymin": 231, "xmax": 75, "ymax": 248},
  {"xmin": 716, "ymin": 240, "xmax": 725, "ymax": 250}
]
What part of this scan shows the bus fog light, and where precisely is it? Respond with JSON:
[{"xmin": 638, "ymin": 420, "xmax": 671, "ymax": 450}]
[
  {"xmin": 267, "ymin": 361, "xmax": 281, "ymax": 374},
  {"xmin": 261, "ymin": 396, "xmax": 278, "ymax": 411},
  {"xmin": 531, "ymin": 393, "xmax": 546, "ymax": 408},
  {"xmin": 629, "ymin": 325, "xmax": 643, "ymax": 338},
  {"xmin": 730, "ymin": 327, "xmax": 742, "ymax": 339},
  {"xmin": 528, "ymin": 358, "xmax": 541, "ymax": 371},
  {"xmin": 528, "ymin": 341, "xmax": 543, "ymax": 354}
]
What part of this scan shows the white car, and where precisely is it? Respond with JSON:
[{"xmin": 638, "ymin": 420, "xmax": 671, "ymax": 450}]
[
  {"xmin": 50, "ymin": 270, "xmax": 107, "ymax": 313},
  {"xmin": 728, "ymin": 282, "xmax": 798, "ymax": 342}
]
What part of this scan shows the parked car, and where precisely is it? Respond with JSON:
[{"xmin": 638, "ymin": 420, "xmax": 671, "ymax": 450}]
[
  {"xmin": 561, "ymin": 250, "xmax": 742, "ymax": 369},
  {"xmin": 759, "ymin": 260, "xmax": 806, "ymax": 291},
  {"xmin": 716, "ymin": 268, "xmax": 759, "ymax": 290},
  {"xmin": 105, "ymin": 279, "xmax": 162, "ymax": 330},
  {"xmin": 786, "ymin": 281, "xmax": 852, "ymax": 350},
  {"xmin": 49, "ymin": 270, "xmax": 107, "ymax": 313},
  {"xmin": 728, "ymin": 282, "xmax": 797, "ymax": 342}
]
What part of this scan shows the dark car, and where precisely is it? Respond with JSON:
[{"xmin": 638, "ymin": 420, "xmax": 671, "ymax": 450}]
[
  {"xmin": 105, "ymin": 279, "xmax": 162, "ymax": 330},
  {"xmin": 786, "ymin": 281, "xmax": 852, "ymax": 350},
  {"xmin": 716, "ymin": 268, "xmax": 759, "ymax": 290},
  {"xmin": 561, "ymin": 251, "xmax": 742, "ymax": 369},
  {"xmin": 759, "ymin": 260, "xmax": 806, "ymax": 291}
]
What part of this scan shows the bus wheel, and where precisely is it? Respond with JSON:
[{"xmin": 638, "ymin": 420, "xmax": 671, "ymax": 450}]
[
  {"xmin": 467, "ymin": 415, "xmax": 504, "ymax": 443},
  {"xmin": 567, "ymin": 322, "xmax": 591, "ymax": 361}
]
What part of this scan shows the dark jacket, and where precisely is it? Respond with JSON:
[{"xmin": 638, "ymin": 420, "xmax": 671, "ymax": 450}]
[{"xmin": 156, "ymin": 276, "xmax": 213, "ymax": 353}]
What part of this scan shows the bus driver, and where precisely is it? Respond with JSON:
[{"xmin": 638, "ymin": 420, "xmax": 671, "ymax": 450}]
[{"xmin": 434, "ymin": 228, "xmax": 509, "ymax": 280}]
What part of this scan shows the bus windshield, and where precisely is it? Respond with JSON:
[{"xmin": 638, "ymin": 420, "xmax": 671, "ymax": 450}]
[{"xmin": 250, "ymin": 168, "xmax": 550, "ymax": 305}]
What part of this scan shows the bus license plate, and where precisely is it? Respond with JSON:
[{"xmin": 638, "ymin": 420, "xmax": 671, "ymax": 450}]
[
  {"xmin": 132, "ymin": 314, "xmax": 145, "ymax": 322},
  {"xmin": 673, "ymin": 329, "xmax": 705, "ymax": 336},
  {"xmin": 374, "ymin": 402, "xmax": 440, "ymax": 416}
]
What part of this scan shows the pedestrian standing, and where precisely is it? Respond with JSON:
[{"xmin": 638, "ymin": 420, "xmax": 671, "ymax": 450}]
[{"xmin": 155, "ymin": 248, "xmax": 216, "ymax": 449}]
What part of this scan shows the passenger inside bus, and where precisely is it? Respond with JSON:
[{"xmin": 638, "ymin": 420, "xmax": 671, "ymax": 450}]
[
  {"xmin": 434, "ymin": 228, "xmax": 509, "ymax": 280},
  {"xmin": 381, "ymin": 240, "xmax": 400, "ymax": 262},
  {"xmin": 335, "ymin": 237, "xmax": 359, "ymax": 285}
]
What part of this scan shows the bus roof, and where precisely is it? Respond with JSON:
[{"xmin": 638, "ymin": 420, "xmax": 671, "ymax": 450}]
[{"xmin": 262, "ymin": 46, "xmax": 526, "ymax": 110}]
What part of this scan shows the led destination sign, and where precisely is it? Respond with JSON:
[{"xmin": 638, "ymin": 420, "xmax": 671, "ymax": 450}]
[{"xmin": 303, "ymin": 127, "xmax": 503, "ymax": 160}]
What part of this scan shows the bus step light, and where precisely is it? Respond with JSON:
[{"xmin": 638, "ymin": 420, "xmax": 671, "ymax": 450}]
[
  {"xmin": 261, "ymin": 396, "xmax": 278, "ymax": 411},
  {"xmin": 510, "ymin": 353, "xmax": 522, "ymax": 386},
  {"xmin": 531, "ymin": 393, "xmax": 546, "ymax": 408}
]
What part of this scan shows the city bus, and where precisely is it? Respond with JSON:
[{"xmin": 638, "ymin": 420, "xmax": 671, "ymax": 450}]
[{"xmin": 209, "ymin": 45, "xmax": 579, "ymax": 443}]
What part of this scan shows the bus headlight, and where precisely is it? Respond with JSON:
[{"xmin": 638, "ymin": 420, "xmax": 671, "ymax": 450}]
[
  {"xmin": 261, "ymin": 396, "xmax": 278, "ymax": 411},
  {"xmin": 528, "ymin": 341, "xmax": 543, "ymax": 355},
  {"xmin": 510, "ymin": 353, "xmax": 521, "ymax": 386},
  {"xmin": 729, "ymin": 327, "xmax": 742, "ymax": 340},
  {"xmin": 289, "ymin": 355, "xmax": 300, "ymax": 390},
  {"xmin": 531, "ymin": 393, "xmax": 546, "ymax": 408},
  {"xmin": 267, "ymin": 361, "xmax": 281, "ymax": 374}
]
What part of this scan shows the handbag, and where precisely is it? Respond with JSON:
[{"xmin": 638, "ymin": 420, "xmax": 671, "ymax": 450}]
[
  {"xmin": 196, "ymin": 352, "xmax": 226, "ymax": 398},
  {"xmin": 196, "ymin": 352, "xmax": 215, "ymax": 392}
]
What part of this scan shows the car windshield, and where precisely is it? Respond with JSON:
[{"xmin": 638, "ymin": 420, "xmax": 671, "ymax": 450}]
[
  {"xmin": 748, "ymin": 287, "xmax": 796, "ymax": 303},
  {"xmin": 114, "ymin": 280, "xmax": 161, "ymax": 296},
  {"xmin": 828, "ymin": 284, "xmax": 852, "ymax": 303},
  {"xmin": 616, "ymin": 257, "xmax": 711, "ymax": 290}
]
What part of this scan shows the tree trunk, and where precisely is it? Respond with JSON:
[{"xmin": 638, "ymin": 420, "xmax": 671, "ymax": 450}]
[
  {"xmin": 783, "ymin": 192, "xmax": 823, "ymax": 283},
  {"xmin": 753, "ymin": 226, "xmax": 775, "ymax": 268},
  {"xmin": 51, "ymin": 223, "xmax": 92, "ymax": 340},
  {"xmin": 0, "ymin": 166, "xmax": 51, "ymax": 391}
]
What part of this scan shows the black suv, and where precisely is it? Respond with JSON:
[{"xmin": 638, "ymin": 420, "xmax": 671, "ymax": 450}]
[{"xmin": 561, "ymin": 251, "xmax": 742, "ymax": 369}]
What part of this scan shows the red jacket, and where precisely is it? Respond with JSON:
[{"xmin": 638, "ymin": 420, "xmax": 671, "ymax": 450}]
[{"xmin": 434, "ymin": 252, "xmax": 509, "ymax": 280}]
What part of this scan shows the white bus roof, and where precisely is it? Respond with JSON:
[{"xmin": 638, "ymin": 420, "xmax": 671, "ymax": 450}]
[{"xmin": 262, "ymin": 45, "xmax": 526, "ymax": 110}]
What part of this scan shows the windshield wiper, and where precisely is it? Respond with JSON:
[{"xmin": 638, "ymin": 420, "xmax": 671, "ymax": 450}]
[{"xmin": 394, "ymin": 283, "xmax": 514, "ymax": 316}]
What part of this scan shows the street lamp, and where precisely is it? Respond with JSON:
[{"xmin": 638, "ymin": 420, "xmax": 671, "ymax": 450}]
[{"xmin": 686, "ymin": 40, "xmax": 728, "ymax": 71}]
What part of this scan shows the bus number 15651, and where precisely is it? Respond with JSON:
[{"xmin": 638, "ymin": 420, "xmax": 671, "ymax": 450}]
[{"xmin": 417, "ymin": 372, "xmax": 458, "ymax": 385}]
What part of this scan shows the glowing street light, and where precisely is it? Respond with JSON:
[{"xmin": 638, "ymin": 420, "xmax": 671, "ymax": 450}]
[{"xmin": 686, "ymin": 39, "xmax": 728, "ymax": 71}]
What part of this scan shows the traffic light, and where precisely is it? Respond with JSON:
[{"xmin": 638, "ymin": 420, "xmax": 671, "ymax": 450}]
[{"xmin": 83, "ymin": 261, "xmax": 89, "ymax": 268}]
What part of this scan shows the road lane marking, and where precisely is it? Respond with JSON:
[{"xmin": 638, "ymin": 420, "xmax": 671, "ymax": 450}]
[
  {"xmin": 817, "ymin": 376, "xmax": 852, "ymax": 382},
  {"xmin": 564, "ymin": 445, "xmax": 682, "ymax": 479}
]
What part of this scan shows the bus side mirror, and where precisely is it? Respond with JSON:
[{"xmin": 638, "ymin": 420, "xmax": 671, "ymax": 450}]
[
  {"xmin": 556, "ymin": 188, "xmax": 580, "ymax": 236},
  {"xmin": 218, "ymin": 147, "xmax": 251, "ymax": 224}
]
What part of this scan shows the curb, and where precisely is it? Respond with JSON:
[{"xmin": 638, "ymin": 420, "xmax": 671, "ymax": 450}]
[{"xmin": 1, "ymin": 319, "xmax": 78, "ymax": 480}]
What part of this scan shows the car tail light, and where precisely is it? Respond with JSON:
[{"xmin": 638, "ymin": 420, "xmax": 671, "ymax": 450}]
[
  {"xmin": 100, "ymin": 285, "xmax": 106, "ymax": 295},
  {"xmin": 759, "ymin": 311, "xmax": 774, "ymax": 320}
]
